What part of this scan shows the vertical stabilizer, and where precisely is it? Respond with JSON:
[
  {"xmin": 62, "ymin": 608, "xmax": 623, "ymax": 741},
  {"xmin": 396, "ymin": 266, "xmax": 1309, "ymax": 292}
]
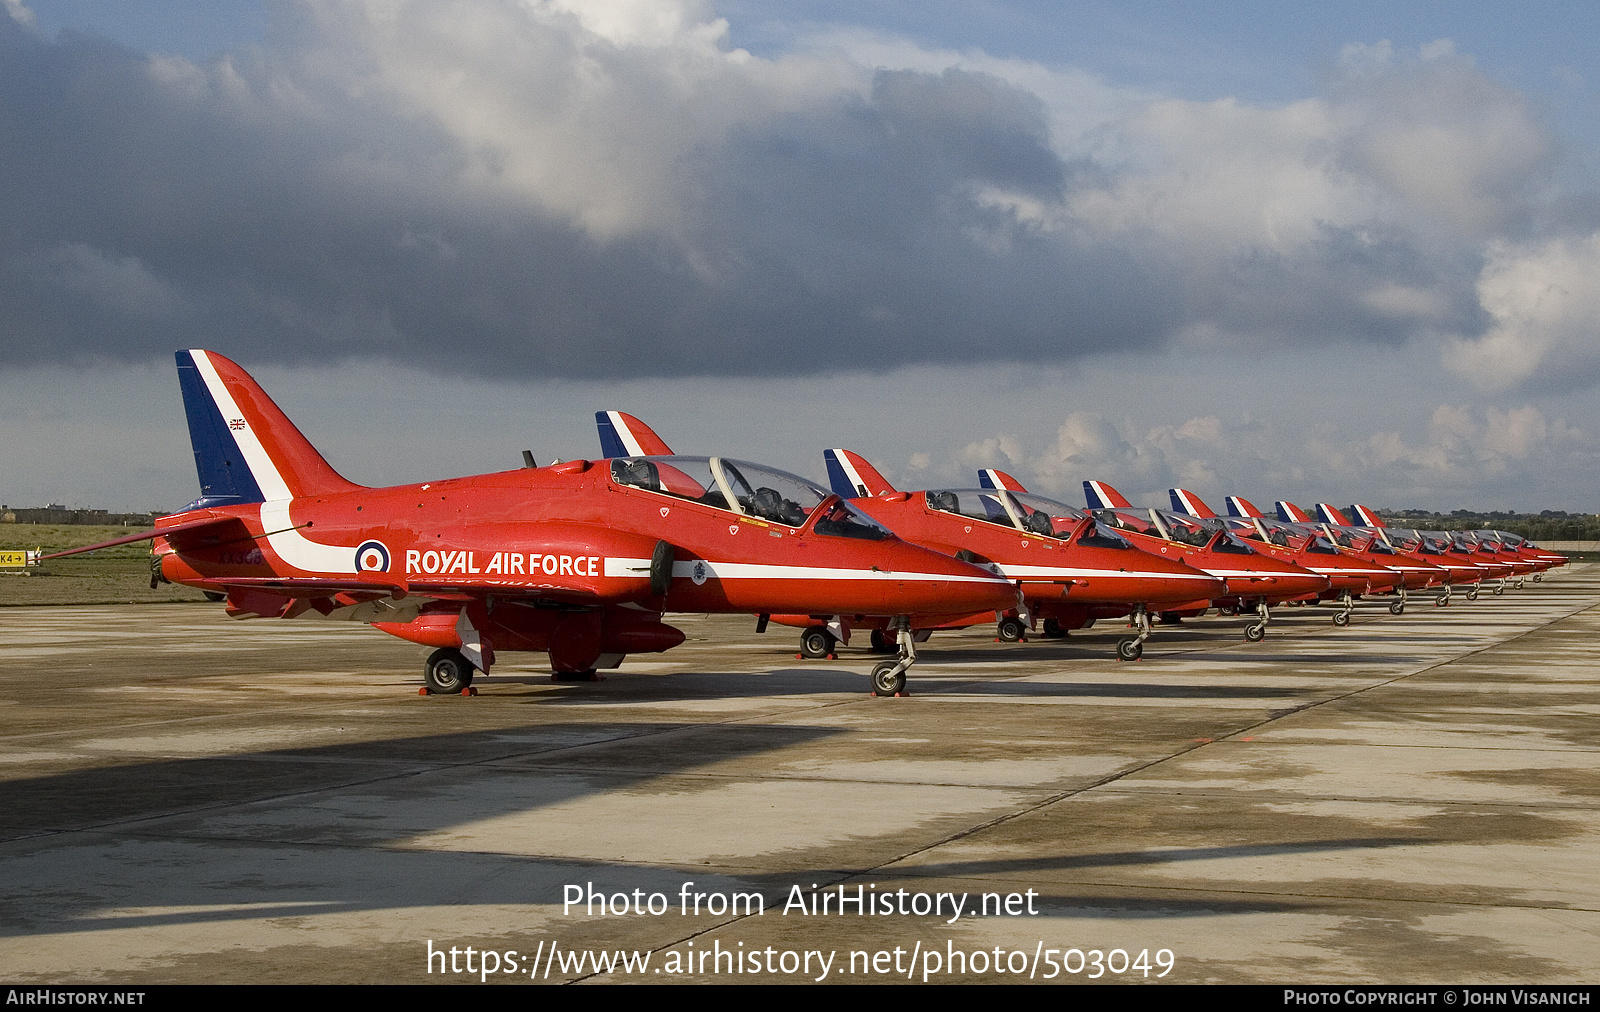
[
  {"xmin": 1083, "ymin": 480, "xmax": 1132, "ymax": 509},
  {"xmin": 176, "ymin": 350, "xmax": 361, "ymax": 508},
  {"xmin": 596, "ymin": 410, "xmax": 675, "ymax": 458},
  {"xmin": 977, "ymin": 468, "xmax": 1028, "ymax": 492},
  {"xmin": 1168, "ymin": 488, "xmax": 1217, "ymax": 518},
  {"xmin": 1348, "ymin": 504, "xmax": 1387, "ymax": 528},
  {"xmin": 824, "ymin": 449, "xmax": 896, "ymax": 499},
  {"xmin": 1225, "ymin": 495, "xmax": 1265, "ymax": 518},
  {"xmin": 1275, "ymin": 500, "xmax": 1313, "ymax": 524},
  {"xmin": 1314, "ymin": 503, "xmax": 1352, "ymax": 526}
]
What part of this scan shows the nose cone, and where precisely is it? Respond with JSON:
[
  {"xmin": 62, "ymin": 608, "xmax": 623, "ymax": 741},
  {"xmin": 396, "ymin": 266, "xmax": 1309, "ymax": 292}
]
[{"xmin": 882, "ymin": 541, "xmax": 1017, "ymax": 618}]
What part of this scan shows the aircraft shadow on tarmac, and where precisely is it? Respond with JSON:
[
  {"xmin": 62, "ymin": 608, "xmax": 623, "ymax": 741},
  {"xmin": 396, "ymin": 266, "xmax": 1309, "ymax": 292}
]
[{"xmin": 0, "ymin": 720, "xmax": 844, "ymax": 843}]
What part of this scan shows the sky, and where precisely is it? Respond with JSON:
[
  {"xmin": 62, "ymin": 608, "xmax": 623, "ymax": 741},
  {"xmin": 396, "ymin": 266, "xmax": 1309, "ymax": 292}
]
[{"xmin": 2, "ymin": 0, "xmax": 1598, "ymax": 515}]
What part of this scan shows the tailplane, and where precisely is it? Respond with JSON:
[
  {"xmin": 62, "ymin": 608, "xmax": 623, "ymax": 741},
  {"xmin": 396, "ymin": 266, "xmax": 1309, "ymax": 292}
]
[
  {"xmin": 176, "ymin": 350, "xmax": 361, "ymax": 508},
  {"xmin": 596, "ymin": 410, "xmax": 675, "ymax": 458},
  {"xmin": 824, "ymin": 449, "xmax": 896, "ymax": 499}
]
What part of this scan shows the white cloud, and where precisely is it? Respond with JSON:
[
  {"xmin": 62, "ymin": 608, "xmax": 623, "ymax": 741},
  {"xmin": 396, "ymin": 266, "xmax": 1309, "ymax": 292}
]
[{"xmin": 1447, "ymin": 232, "xmax": 1600, "ymax": 391}]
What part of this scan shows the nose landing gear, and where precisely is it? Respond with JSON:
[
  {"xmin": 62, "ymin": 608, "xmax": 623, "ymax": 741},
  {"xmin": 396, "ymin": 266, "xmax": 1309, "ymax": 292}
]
[
  {"xmin": 871, "ymin": 617, "xmax": 916, "ymax": 696},
  {"xmin": 1116, "ymin": 604, "xmax": 1150, "ymax": 661}
]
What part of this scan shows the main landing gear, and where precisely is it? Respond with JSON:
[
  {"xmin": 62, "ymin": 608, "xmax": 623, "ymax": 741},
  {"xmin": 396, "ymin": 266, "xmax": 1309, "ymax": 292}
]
[
  {"xmin": 1244, "ymin": 600, "xmax": 1269, "ymax": 642},
  {"xmin": 871, "ymin": 617, "xmax": 916, "ymax": 696},
  {"xmin": 799, "ymin": 626, "xmax": 837, "ymax": 659},
  {"xmin": 423, "ymin": 647, "xmax": 475, "ymax": 695},
  {"xmin": 1117, "ymin": 604, "xmax": 1150, "ymax": 661}
]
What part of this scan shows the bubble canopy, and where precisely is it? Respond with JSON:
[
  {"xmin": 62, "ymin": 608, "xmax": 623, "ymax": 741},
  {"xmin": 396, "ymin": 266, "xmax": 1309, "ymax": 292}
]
[{"xmin": 609, "ymin": 456, "xmax": 890, "ymax": 539}]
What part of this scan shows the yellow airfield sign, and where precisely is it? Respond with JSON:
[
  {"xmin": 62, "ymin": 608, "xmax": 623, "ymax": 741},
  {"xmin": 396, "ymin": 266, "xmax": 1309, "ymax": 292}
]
[{"xmin": 0, "ymin": 550, "xmax": 39, "ymax": 569}]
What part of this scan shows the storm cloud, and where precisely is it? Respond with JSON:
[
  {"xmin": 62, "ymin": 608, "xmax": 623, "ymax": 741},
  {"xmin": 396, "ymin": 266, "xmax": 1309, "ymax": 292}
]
[{"xmin": 1, "ymin": 1, "xmax": 1596, "ymax": 392}]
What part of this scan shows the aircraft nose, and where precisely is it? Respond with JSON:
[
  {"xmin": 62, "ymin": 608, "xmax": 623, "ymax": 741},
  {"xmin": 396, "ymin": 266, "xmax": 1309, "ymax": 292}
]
[{"xmin": 891, "ymin": 545, "xmax": 1017, "ymax": 614}]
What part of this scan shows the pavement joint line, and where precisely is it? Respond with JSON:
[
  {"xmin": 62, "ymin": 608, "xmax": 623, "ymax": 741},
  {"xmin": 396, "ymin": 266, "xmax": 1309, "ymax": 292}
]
[{"xmin": 823, "ymin": 593, "xmax": 1600, "ymax": 885}]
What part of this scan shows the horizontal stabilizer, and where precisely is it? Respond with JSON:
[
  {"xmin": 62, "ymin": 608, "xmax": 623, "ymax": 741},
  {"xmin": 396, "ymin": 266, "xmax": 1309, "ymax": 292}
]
[
  {"xmin": 824, "ymin": 449, "xmax": 895, "ymax": 499},
  {"xmin": 977, "ymin": 468, "xmax": 1027, "ymax": 492},
  {"xmin": 1083, "ymin": 480, "xmax": 1132, "ymax": 509},
  {"xmin": 37, "ymin": 515, "xmax": 238, "ymax": 561},
  {"xmin": 1168, "ymin": 488, "xmax": 1217, "ymax": 518},
  {"xmin": 596, "ymin": 410, "xmax": 675, "ymax": 458}
]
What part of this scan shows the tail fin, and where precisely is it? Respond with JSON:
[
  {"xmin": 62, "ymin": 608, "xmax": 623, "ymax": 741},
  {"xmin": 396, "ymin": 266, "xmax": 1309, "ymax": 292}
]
[
  {"xmin": 1314, "ymin": 503, "xmax": 1352, "ymax": 526},
  {"xmin": 1348, "ymin": 504, "xmax": 1387, "ymax": 527},
  {"xmin": 1168, "ymin": 488, "xmax": 1217, "ymax": 518},
  {"xmin": 1274, "ymin": 500, "xmax": 1313, "ymax": 524},
  {"xmin": 977, "ymin": 468, "xmax": 1028, "ymax": 492},
  {"xmin": 1225, "ymin": 495, "xmax": 1264, "ymax": 518},
  {"xmin": 596, "ymin": 411, "xmax": 675, "ymax": 458},
  {"xmin": 1083, "ymin": 480, "xmax": 1132, "ymax": 509},
  {"xmin": 824, "ymin": 449, "xmax": 895, "ymax": 499},
  {"xmin": 176, "ymin": 350, "xmax": 360, "ymax": 507}
]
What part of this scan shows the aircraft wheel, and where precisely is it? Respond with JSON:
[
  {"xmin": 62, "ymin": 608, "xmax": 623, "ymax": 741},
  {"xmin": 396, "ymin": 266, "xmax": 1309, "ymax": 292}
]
[
  {"xmin": 1116, "ymin": 637, "xmax": 1143, "ymax": 661},
  {"xmin": 1534, "ymin": 574, "xmax": 1543, "ymax": 582},
  {"xmin": 1467, "ymin": 587, "xmax": 1480, "ymax": 601},
  {"xmin": 1516, "ymin": 578, "xmax": 1525, "ymax": 590},
  {"xmin": 202, "ymin": 591, "xmax": 226, "ymax": 603},
  {"xmin": 799, "ymin": 626, "xmax": 836, "ymax": 659},
  {"xmin": 1218, "ymin": 604, "xmax": 1238, "ymax": 617},
  {"xmin": 1042, "ymin": 617, "xmax": 1066, "ymax": 639},
  {"xmin": 1244, "ymin": 622, "xmax": 1266, "ymax": 643},
  {"xmin": 1333, "ymin": 611, "xmax": 1351, "ymax": 627},
  {"xmin": 1389, "ymin": 600, "xmax": 1404, "ymax": 615},
  {"xmin": 868, "ymin": 629, "xmax": 896, "ymax": 654},
  {"xmin": 871, "ymin": 661, "xmax": 906, "ymax": 696},
  {"xmin": 1434, "ymin": 596, "xmax": 1447, "ymax": 607},
  {"xmin": 423, "ymin": 648, "xmax": 474, "ymax": 695},
  {"xmin": 1493, "ymin": 586, "xmax": 1504, "ymax": 596},
  {"xmin": 997, "ymin": 617, "xmax": 1025, "ymax": 642}
]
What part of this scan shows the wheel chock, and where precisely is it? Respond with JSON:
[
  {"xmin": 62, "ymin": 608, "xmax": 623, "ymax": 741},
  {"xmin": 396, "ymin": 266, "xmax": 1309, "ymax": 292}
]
[
  {"xmin": 461, "ymin": 687, "xmax": 478, "ymax": 696},
  {"xmin": 418, "ymin": 687, "xmax": 429, "ymax": 696}
]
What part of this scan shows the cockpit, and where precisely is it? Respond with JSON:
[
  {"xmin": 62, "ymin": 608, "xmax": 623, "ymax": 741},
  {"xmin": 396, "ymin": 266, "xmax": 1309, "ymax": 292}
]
[
  {"xmin": 609, "ymin": 456, "xmax": 890, "ymax": 539},
  {"xmin": 924, "ymin": 488, "xmax": 1131, "ymax": 548}
]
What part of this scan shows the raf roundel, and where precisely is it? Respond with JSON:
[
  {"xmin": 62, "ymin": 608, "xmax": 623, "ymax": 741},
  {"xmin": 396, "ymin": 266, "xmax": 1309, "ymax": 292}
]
[{"xmin": 355, "ymin": 540, "xmax": 391, "ymax": 573}]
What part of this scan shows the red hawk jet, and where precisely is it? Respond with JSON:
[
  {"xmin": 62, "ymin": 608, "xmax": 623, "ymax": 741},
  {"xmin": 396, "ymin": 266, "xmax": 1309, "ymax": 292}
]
[{"xmin": 45, "ymin": 352, "xmax": 1015, "ymax": 695}]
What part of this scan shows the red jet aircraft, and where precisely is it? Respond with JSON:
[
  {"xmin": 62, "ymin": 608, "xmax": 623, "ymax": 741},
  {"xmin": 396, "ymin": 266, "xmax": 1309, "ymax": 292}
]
[
  {"xmin": 1174, "ymin": 491, "xmax": 1422, "ymax": 621},
  {"xmin": 593, "ymin": 413, "xmax": 1224, "ymax": 662},
  {"xmin": 45, "ymin": 352, "xmax": 1016, "ymax": 696},
  {"xmin": 1080, "ymin": 480, "xmax": 1330, "ymax": 640}
]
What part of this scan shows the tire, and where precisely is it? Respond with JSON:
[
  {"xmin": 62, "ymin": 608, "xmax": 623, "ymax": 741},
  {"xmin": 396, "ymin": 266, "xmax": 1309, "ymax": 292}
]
[
  {"xmin": 1467, "ymin": 587, "xmax": 1479, "ymax": 601},
  {"xmin": 997, "ymin": 617, "xmax": 1025, "ymax": 642},
  {"xmin": 1042, "ymin": 618, "xmax": 1066, "ymax": 638},
  {"xmin": 869, "ymin": 629, "xmax": 897, "ymax": 654},
  {"xmin": 424, "ymin": 648, "xmax": 474, "ymax": 694},
  {"xmin": 1333, "ymin": 611, "xmax": 1351, "ymax": 627},
  {"xmin": 1244, "ymin": 622, "xmax": 1266, "ymax": 642},
  {"xmin": 1116, "ymin": 637, "xmax": 1143, "ymax": 661},
  {"xmin": 871, "ymin": 661, "xmax": 906, "ymax": 695},
  {"xmin": 1434, "ymin": 596, "xmax": 1447, "ymax": 607},
  {"xmin": 1218, "ymin": 604, "xmax": 1238, "ymax": 617},
  {"xmin": 1389, "ymin": 600, "xmax": 1404, "ymax": 615},
  {"xmin": 800, "ymin": 626, "xmax": 836, "ymax": 659},
  {"xmin": 202, "ymin": 591, "xmax": 226, "ymax": 602},
  {"xmin": 1493, "ymin": 585, "xmax": 1503, "ymax": 596}
]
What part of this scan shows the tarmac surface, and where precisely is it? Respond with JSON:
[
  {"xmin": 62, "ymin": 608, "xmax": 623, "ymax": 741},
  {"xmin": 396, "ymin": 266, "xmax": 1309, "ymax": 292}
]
[{"xmin": 2, "ymin": 565, "xmax": 1597, "ymax": 985}]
